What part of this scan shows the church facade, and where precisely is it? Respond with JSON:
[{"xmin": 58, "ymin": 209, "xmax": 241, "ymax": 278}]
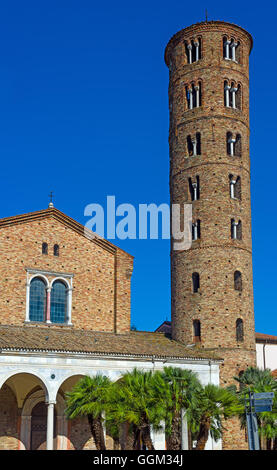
[{"xmin": 0, "ymin": 207, "xmax": 221, "ymax": 450}]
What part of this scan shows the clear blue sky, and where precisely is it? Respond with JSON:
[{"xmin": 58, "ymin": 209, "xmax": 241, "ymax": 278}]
[{"xmin": 0, "ymin": 1, "xmax": 275, "ymax": 335}]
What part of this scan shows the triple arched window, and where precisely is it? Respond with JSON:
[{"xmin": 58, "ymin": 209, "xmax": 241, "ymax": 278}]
[
  {"xmin": 27, "ymin": 274, "xmax": 72, "ymax": 325},
  {"xmin": 224, "ymin": 80, "xmax": 242, "ymax": 110},
  {"xmin": 185, "ymin": 38, "xmax": 202, "ymax": 64},
  {"xmin": 223, "ymin": 37, "xmax": 240, "ymax": 62},
  {"xmin": 185, "ymin": 82, "xmax": 202, "ymax": 109}
]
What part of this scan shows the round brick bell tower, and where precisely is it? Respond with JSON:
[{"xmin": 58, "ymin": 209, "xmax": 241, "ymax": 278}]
[{"xmin": 165, "ymin": 21, "xmax": 256, "ymax": 449}]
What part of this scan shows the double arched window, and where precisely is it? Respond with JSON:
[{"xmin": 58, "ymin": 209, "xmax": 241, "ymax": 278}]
[{"xmin": 27, "ymin": 274, "xmax": 72, "ymax": 325}]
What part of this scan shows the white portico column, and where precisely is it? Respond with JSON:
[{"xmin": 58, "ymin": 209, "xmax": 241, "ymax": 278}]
[
  {"xmin": 181, "ymin": 409, "xmax": 189, "ymax": 450},
  {"xmin": 46, "ymin": 401, "xmax": 56, "ymax": 450}
]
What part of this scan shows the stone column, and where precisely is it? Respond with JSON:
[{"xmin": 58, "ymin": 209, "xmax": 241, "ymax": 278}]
[
  {"xmin": 181, "ymin": 409, "xmax": 189, "ymax": 450},
  {"xmin": 46, "ymin": 402, "xmax": 55, "ymax": 450}
]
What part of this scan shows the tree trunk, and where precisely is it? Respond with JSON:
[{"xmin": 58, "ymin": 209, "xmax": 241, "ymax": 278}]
[
  {"xmin": 266, "ymin": 438, "xmax": 272, "ymax": 450},
  {"xmin": 113, "ymin": 438, "xmax": 120, "ymax": 450},
  {"xmin": 87, "ymin": 414, "xmax": 106, "ymax": 450},
  {"xmin": 167, "ymin": 413, "xmax": 181, "ymax": 450},
  {"xmin": 195, "ymin": 417, "xmax": 210, "ymax": 451},
  {"xmin": 142, "ymin": 424, "xmax": 155, "ymax": 450}
]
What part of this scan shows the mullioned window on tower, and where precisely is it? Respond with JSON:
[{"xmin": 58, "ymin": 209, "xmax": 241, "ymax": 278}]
[
  {"xmin": 192, "ymin": 220, "xmax": 201, "ymax": 241},
  {"xmin": 223, "ymin": 37, "xmax": 240, "ymax": 62},
  {"xmin": 226, "ymin": 132, "xmax": 241, "ymax": 157},
  {"xmin": 186, "ymin": 82, "xmax": 202, "ymax": 110},
  {"xmin": 231, "ymin": 219, "xmax": 242, "ymax": 240},
  {"xmin": 224, "ymin": 81, "xmax": 241, "ymax": 109},
  {"xmin": 187, "ymin": 133, "xmax": 201, "ymax": 156},
  {"xmin": 188, "ymin": 176, "xmax": 200, "ymax": 201},
  {"xmin": 185, "ymin": 38, "xmax": 202, "ymax": 64},
  {"xmin": 229, "ymin": 175, "xmax": 241, "ymax": 200}
]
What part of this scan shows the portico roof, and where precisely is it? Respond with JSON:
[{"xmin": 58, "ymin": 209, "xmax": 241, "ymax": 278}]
[{"xmin": 0, "ymin": 324, "xmax": 222, "ymax": 362}]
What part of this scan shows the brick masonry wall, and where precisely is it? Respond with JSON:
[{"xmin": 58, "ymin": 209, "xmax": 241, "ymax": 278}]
[
  {"xmin": 0, "ymin": 213, "xmax": 133, "ymax": 333},
  {"xmin": 165, "ymin": 21, "xmax": 256, "ymax": 449}
]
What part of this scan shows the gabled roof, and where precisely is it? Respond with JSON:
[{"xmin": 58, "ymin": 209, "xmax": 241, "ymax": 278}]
[
  {"xmin": 0, "ymin": 324, "xmax": 222, "ymax": 362},
  {"xmin": 0, "ymin": 207, "xmax": 133, "ymax": 258}
]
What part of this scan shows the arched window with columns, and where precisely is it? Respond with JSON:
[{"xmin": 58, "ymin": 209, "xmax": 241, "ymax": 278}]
[{"xmin": 26, "ymin": 270, "xmax": 73, "ymax": 325}]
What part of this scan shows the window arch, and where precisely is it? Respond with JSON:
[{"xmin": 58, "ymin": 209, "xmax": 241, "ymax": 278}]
[
  {"xmin": 236, "ymin": 319, "xmax": 244, "ymax": 342},
  {"xmin": 192, "ymin": 272, "xmax": 200, "ymax": 293},
  {"xmin": 234, "ymin": 271, "xmax": 242, "ymax": 291},
  {"xmin": 54, "ymin": 244, "xmax": 59, "ymax": 257},
  {"xmin": 42, "ymin": 243, "xmax": 48, "ymax": 255},
  {"xmin": 29, "ymin": 277, "xmax": 47, "ymax": 322},
  {"xmin": 193, "ymin": 319, "xmax": 201, "ymax": 343},
  {"xmin": 50, "ymin": 281, "xmax": 67, "ymax": 324}
]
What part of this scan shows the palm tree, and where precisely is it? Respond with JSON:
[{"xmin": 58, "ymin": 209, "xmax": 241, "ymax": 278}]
[
  {"xmin": 232, "ymin": 367, "xmax": 277, "ymax": 450},
  {"xmin": 65, "ymin": 374, "xmax": 111, "ymax": 450},
  {"xmin": 107, "ymin": 369, "xmax": 164, "ymax": 450},
  {"xmin": 192, "ymin": 384, "xmax": 242, "ymax": 450},
  {"xmin": 157, "ymin": 367, "xmax": 202, "ymax": 450}
]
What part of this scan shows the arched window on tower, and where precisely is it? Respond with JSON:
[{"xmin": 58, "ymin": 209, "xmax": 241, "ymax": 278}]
[
  {"xmin": 223, "ymin": 37, "xmax": 231, "ymax": 59},
  {"xmin": 224, "ymin": 38, "xmax": 240, "ymax": 62},
  {"xmin": 54, "ymin": 244, "xmax": 59, "ymax": 257},
  {"xmin": 187, "ymin": 133, "xmax": 201, "ymax": 156},
  {"xmin": 225, "ymin": 82, "xmax": 241, "ymax": 109},
  {"xmin": 229, "ymin": 175, "xmax": 241, "ymax": 200},
  {"xmin": 227, "ymin": 133, "xmax": 241, "ymax": 157},
  {"xmin": 192, "ymin": 220, "xmax": 201, "ymax": 241},
  {"xmin": 231, "ymin": 219, "xmax": 242, "ymax": 240},
  {"xmin": 236, "ymin": 318, "xmax": 244, "ymax": 342},
  {"xmin": 224, "ymin": 81, "xmax": 231, "ymax": 107},
  {"xmin": 42, "ymin": 242, "xmax": 48, "ymax": 255},
  {"xmin": 185, "ymin": 38, "xmax": 201, "ymax": 64},
  {"xmin": 234, "ymin": 271, "xmax": 242, "ymax": 291},
  {"xmin": 192, "ymin": 272, "xmax": 200, "ymax": 293},
  {"xmin": 193, "ymin": 319, "xmax": 201, "ymax": 343},
  {"xmin": 186, "ymin": 82, "xmax": 201, "ymax": 110},
  {"xmin": 188, "ymin": 176, "xmax": 200, "ymax": 201},
  {"xmin": 29, "ymin": 277, "xmax": 47, "ymax": 322},
  {"xmin": 50, "ymin": 280, "xmax": 67, "ymax": 324}
]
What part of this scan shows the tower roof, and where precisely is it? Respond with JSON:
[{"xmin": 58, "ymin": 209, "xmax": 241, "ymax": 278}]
[{"xmin": 164, "ymin": 20, "xmax": 253, "ymax": 66}]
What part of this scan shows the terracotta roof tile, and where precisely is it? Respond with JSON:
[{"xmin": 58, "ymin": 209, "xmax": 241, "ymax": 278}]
[{"xmin": 0, "ymin": 324, "xmax": 221, "ymax": 361}]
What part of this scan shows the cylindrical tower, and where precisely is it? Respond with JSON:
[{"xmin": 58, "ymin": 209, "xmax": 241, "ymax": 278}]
[{"xmin": 165, "ymin": 21, "xmax": 256, "ymax": 449}]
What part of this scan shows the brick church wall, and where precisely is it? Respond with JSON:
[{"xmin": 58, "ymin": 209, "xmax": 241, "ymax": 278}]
[{"xmin": 0, "ymin": 212, "xmax": 133, "ymax": 333}]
